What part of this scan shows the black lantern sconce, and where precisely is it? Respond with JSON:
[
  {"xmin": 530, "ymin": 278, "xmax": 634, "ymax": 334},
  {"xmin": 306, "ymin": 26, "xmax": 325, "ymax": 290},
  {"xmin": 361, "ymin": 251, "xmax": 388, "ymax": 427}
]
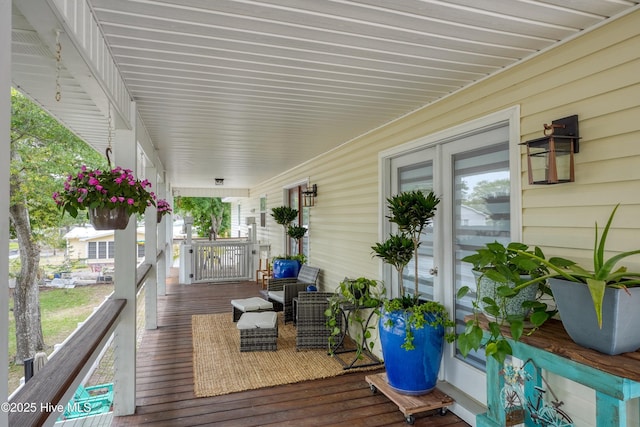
[
  {"xmin": 520, "ymin": 115, "xmax": 580, "ymax": 185},
  {"xmin": 302, "ymin": 184, "xmax": 317, "ymax": 207}
]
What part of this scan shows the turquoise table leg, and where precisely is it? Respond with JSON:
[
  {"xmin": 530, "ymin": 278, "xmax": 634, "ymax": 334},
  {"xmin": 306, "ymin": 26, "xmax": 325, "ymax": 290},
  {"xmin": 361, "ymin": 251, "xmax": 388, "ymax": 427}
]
[{"xmin": 596, "ymin": 391, "xmax": 625, "ymax": 427}]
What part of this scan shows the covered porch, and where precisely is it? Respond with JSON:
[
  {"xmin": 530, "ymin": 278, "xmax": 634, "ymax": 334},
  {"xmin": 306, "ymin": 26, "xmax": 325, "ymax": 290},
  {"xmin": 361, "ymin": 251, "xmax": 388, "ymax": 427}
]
[
  {"xmin": 3, "ymin": 1, "xmax": 640, "ymax": 426},
  {"xmin": 110, "ymin": 272, "xmax": 469, "ymax": 426}
]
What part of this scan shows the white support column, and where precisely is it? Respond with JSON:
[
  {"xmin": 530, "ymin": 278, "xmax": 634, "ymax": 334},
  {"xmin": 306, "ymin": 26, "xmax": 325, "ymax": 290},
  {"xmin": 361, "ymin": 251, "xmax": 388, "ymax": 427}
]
[
  {"xmin": 157, "ymin": 182, "xmax": 168, "ymax": 296},
  {"xmin": 112, "ymin": 103, "xmax": 137, "ymax": 416},
  {"xmin": 1, "ymin": 1, "xmax": 11, "ymax": 424},
  {"xmin": 144, "ymin": 165, "xmax": 158, "ymax": 330}
]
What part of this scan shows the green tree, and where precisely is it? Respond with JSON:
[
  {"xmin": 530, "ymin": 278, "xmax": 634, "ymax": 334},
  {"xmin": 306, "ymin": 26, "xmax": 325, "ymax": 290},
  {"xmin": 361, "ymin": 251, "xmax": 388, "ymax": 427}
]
[
  {"xmin": 174, "ymin": 197, "xmax": 230, "ymax": 239},
  {"xmin": 10, "ymin": 88, "xmax": 105, "ymax": 363}
]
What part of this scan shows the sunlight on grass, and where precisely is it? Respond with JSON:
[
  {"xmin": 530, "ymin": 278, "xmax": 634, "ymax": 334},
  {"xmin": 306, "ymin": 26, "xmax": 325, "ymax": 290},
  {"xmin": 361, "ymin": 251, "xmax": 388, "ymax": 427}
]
[{"xmin": 8, "ymin": 284, "xmax": 114, "ymax": 393}]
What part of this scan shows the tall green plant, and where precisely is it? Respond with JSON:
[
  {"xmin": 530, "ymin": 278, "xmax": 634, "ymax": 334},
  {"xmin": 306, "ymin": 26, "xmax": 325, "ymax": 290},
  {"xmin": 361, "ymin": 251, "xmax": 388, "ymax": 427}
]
[
  {"xmin": 271, "ymin": 206, "xmax": 298, "ymax": 229},
  {"xmin": 372, "ymin": 190, "xmax": 454, "ymax": 349},
  {"xmin": 382, "ymin": 190, "xmax": 440, "ymax": 300}
]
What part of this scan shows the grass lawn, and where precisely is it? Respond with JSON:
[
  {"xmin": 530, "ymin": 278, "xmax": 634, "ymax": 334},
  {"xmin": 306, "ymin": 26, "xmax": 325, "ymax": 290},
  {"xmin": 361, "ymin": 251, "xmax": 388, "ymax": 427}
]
[{"xmin": 8, "ymin": 284, "xmax": 114, "ymax": 393}]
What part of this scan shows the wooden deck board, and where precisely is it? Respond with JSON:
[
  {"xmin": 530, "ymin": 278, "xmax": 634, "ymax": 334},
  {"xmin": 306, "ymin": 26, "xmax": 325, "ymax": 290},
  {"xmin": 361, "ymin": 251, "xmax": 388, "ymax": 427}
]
[{"xmin": 111, "ymin": 275, "xmax": 470, "ymax": 426}]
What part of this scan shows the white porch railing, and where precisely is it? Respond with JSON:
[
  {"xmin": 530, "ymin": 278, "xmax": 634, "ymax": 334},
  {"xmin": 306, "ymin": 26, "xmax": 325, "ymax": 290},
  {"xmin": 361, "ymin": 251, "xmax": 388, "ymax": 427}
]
[{"xmin": 192, "ymin": 240, "xmax": 253, "ymax": 283}]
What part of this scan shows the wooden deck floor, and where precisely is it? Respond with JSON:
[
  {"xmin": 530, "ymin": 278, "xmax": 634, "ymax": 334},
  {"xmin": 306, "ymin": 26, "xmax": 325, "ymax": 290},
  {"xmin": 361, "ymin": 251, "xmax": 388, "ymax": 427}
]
[{"xmin": 111, "ymin": 275, "xmax": 470, "ymax": 426}]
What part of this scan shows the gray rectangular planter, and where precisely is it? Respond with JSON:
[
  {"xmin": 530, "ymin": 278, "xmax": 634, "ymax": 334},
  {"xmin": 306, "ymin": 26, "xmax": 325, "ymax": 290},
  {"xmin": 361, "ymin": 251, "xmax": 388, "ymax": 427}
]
[{"xmin": 549, "ymin": 278, "xmax": 640, "ymax": 355}]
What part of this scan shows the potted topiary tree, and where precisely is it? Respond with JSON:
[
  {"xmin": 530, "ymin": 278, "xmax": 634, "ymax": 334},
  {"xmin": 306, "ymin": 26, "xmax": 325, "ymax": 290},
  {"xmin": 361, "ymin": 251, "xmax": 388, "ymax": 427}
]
[
  {"xmin": 271, "ymin": 206, "xmax": 304, "ymax": 278},
  {"xmin": 371, "ymin": 190, "xmax": 454, "ymax": 396}
]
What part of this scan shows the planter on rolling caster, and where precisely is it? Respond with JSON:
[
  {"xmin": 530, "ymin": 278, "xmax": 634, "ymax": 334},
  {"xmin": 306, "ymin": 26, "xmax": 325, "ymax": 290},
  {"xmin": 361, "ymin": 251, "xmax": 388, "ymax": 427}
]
[{"xmin": 379, "ymin": 309, "xmax": 444, "ymax": 395}]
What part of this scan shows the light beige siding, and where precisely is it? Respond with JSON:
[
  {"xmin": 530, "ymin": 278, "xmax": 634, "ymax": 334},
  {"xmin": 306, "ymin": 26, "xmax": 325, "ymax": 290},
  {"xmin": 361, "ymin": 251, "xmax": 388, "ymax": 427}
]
[
  {"xmin": 250, "ymin": 10, "xmax": 640, "ymax": 287},
  {"xmin": 240, "ymin": 10, "xmax": 640, "ymax": 424}
]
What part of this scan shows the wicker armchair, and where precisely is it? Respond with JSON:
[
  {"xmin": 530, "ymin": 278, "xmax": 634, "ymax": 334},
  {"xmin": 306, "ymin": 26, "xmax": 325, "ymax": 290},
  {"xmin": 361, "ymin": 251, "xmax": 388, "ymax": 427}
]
[
  {"xmin": 265, "ymin": 265, "xmax": 320, "ymax": 323},
  {"xmin": 295, "ymin": 292, "xmax": 340, "ymax": 351}
]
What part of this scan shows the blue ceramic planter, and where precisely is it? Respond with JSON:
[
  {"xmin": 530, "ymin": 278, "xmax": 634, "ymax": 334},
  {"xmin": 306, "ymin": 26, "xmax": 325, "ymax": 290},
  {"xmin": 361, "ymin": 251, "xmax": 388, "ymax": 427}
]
[
  {"xmin": 379, "ymin": 309, "xmax": 444, "ymax": 395},
  {"xmin": 272, "ymin": 259, "xmax": 300, "ymax": 279}
]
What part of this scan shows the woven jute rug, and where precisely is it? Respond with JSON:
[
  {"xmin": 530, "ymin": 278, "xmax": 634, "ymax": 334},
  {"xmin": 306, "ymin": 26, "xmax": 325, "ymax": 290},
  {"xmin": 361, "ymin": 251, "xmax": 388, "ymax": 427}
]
[{"xmin": 192, "ymin": 312, "xmax": 377, "ymax": 397}]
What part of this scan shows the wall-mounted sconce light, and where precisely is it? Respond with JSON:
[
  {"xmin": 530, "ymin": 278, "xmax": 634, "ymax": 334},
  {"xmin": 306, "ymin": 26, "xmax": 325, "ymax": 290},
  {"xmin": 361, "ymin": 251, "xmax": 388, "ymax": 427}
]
[
  {"xmin": 302, "ymin": 184, "xmax": 317, "ymax": 207},
  {"xmin": 215, "ymin": 178, "xmax": 224, "ymax": 185},
  {"xmin": 520, "ymin": 115, "xmax": 580, "ymax": 185}
]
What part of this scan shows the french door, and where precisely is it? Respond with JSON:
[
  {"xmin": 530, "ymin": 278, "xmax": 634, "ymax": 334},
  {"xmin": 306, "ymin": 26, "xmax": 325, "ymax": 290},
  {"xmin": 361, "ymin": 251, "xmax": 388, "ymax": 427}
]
[{"xmin": 382, "ymin": 108, "xmax": 521, "ymax": 407}]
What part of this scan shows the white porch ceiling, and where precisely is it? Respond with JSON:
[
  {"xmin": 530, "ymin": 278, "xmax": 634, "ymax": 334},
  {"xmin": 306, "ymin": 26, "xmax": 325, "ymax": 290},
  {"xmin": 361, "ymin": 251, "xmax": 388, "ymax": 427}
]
[{"xmin": 11, "ymin": 0, "xmax": 640, "ymax": 195}]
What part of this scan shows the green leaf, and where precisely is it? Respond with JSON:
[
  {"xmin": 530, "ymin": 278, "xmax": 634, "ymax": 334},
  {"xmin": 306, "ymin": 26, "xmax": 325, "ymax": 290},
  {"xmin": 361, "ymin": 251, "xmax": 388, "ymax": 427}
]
[
  {"xmin": 510, "ymin": 319, "xmax": 524, "ymax": 341},
  {"xmin": 586, "ymin": 278, "xmax": 606, "ymax": 328},
  {"xmin": 529, "ymin": 311, "xmax": 550, "ymax": 327},
  {"xmin": 457, "ymin": 286, "xmax": 470, "ymax": 299}
]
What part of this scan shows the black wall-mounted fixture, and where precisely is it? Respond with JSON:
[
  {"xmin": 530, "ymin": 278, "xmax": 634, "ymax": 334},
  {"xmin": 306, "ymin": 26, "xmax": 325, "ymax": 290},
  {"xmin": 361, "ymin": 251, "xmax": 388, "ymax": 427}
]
[
  {"xmin": 302, "ymin": 184, "xmax": 317, "ymax": 207},
  {"xmin": 520, "ymin": 115, "xmax": 580, "ymax": 184},
  {"xmin": 215, "ymin": 178, "xmax": 224, "ymax": 185}
]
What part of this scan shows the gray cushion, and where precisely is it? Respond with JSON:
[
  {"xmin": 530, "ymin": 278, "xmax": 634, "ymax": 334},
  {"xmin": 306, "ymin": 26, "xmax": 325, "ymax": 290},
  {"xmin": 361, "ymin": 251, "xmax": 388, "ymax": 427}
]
[
  {"xmin": 231, "ymin": 297, "xmax": 273, "ymax": 312},
  {"xmin": 236, "ymin": 311, "xmax": 277, "ymax": 330},
  {"xmin": 268, "ymin": 290, "xmax": 284, "ymax": 303}
]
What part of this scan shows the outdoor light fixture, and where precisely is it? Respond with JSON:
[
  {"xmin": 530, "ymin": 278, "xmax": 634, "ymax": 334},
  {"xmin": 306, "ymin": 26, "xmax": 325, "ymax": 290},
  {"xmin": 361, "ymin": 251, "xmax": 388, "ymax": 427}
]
[
  {"xmin": 521, "ymin": 115, "xmax": 580, "ymax": 185},
  {"xmin": 302, "ymin": 184, "xmax": 317, "ymax": 207},
  {"xmin": 215, "ymin": 178, "xmax": 224, "ymax": 185}
]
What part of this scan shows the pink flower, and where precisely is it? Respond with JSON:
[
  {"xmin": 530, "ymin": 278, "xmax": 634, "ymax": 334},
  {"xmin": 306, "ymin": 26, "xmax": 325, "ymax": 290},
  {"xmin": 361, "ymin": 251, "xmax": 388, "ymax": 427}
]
[{"xmin": 127, "ymin": 198, "xmax": 135, "ymax": 205}]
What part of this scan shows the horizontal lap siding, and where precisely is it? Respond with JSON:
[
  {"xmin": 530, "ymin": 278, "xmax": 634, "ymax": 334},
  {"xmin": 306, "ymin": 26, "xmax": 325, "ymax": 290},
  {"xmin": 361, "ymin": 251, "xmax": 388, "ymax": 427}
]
[
  {"xmin": 245, "ymin": 11, "xmax": 640, "ymax": 426},
  {"xmin": 252, "ymin": 9, "xmax": 640, "ymax": 288},
  {"xmin": 517, "ymin": 25, "xmax": 640, "ymax": 271}
]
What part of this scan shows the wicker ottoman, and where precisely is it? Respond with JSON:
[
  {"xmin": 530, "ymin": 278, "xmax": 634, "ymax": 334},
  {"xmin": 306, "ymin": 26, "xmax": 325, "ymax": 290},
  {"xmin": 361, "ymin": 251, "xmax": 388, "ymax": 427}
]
[
  {"xmin": 236, "ymin": 311, "xmax": 278, "ymax": 352},
  {"xmin": 231, "ymin": 297, "xmax": 274, "ymax": 322}
]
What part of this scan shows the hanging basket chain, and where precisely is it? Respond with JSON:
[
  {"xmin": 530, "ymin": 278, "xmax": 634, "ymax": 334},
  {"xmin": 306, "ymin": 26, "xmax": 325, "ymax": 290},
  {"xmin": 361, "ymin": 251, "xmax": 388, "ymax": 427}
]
[
  {"xmin": 106, "ymin": 104, "xmax": 113, "ymax": 167},
  {"xmin": 55, "ymin": 31, "xmax": 62, "ymax": 102}
]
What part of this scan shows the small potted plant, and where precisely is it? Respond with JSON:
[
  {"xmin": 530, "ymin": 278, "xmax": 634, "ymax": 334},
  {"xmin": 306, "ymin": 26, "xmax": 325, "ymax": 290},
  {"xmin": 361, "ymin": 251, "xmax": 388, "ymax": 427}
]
[
  {"xmin": 325, "ymin": 277, "xmax": 384, "ymax": 361},
  {"xmin": 372, "ymin": 190, "xmax": 454, "ymax": 396},
  {"xmin": 457, "ymin": 242, "xmax": 556, "ymax": 363},
  {"xmin": 513, "ymin": 204, "xmax": 640, "ymax": 355},
  {"xmin": 156, "ymin": 199, "xmax": 172, "ymax": 223},
  {"xmin": 53, "ymin": 165, "xmax": 155, "ymax": 230}
]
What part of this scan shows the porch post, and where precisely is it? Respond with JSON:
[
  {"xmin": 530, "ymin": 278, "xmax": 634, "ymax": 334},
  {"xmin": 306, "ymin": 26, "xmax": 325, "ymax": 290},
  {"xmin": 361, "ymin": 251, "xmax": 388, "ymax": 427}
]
[
  {"xmin": 0, "ymin": 1, "xmax": 11, "ymax": 424},
  {"xmin": 157, "ymin": 182, "xmax": 169, "ymax": 296},
  {"xmin": 112, "ymin": 101, "xmax": 137, "ymax": 416},
  {"xmin": 145, "ymin": 164, "xmax": 158, "ymax": 330}
]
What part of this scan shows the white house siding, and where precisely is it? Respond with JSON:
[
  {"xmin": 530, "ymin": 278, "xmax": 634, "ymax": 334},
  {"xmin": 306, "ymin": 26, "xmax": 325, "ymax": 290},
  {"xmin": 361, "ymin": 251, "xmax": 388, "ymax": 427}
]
[{"xmin": 236, "ymin": 10, "xmax": 640, "ymax": 425}]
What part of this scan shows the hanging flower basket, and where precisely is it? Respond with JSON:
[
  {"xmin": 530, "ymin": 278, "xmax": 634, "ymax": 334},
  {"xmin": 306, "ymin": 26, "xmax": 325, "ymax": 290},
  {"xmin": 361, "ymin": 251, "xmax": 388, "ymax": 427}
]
[
  {"xmin": 90, "ymin": 206, "xmax": 131, "ymax": 230},
  {"xmin": 156, "ymin": 198, "xmax": 172, "ymax": 223},
  {"xmin": 53, "ymin": 165, "xmax": 156, "ymax": 224}
]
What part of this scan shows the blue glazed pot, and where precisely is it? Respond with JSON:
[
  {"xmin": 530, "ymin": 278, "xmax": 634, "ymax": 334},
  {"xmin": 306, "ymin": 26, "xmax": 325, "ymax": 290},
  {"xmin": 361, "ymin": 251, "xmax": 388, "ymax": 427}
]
[
  {"xmin": 379, "ymin": 309, "xmax": 444, "ymax": 395},
  {"xmin": 272, "ymin": 259, "xmax": 300, "ymax": 279}
]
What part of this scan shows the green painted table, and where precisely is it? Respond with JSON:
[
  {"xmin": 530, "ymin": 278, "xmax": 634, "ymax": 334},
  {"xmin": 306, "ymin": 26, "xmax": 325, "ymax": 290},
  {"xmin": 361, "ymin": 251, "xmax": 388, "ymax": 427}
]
[{"xmin": 475, "ymin": 316, "xmax": 640, "ymax": 427}]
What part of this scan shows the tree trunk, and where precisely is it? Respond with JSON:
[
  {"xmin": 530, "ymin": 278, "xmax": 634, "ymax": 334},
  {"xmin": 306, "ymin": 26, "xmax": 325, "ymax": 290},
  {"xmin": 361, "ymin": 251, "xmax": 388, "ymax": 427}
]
[{"xmin": 9, "ymin": 190, "xmax": 45, "ymax": 364}]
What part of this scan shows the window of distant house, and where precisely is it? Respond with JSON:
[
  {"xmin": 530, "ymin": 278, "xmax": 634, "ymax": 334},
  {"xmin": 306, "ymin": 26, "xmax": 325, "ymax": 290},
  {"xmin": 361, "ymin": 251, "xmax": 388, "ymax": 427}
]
[
  {"xmin": 137, "ymin": 243, "xmax": 145, "ymax": 258},
  {"xmin": 88, "ymin": 241, "xmax": 115, "ymax": 259}
]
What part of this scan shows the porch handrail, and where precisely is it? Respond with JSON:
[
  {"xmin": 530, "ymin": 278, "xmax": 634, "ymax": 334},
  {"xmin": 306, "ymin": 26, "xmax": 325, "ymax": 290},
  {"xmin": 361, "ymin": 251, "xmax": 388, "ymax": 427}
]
[
  {"xmin": 8, "ymin": 298, "xmax": 126, "ymax": 426},
  {"xmin": 137, "ymin": 262, "xmax": 153, "ymax": 290}
]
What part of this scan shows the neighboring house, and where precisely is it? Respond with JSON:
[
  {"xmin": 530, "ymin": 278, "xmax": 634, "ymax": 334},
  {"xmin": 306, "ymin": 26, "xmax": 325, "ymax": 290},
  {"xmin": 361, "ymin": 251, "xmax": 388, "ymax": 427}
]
[{"xmin": 63, "ymin": 226, "xmax": 146, "ymax": 271}]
